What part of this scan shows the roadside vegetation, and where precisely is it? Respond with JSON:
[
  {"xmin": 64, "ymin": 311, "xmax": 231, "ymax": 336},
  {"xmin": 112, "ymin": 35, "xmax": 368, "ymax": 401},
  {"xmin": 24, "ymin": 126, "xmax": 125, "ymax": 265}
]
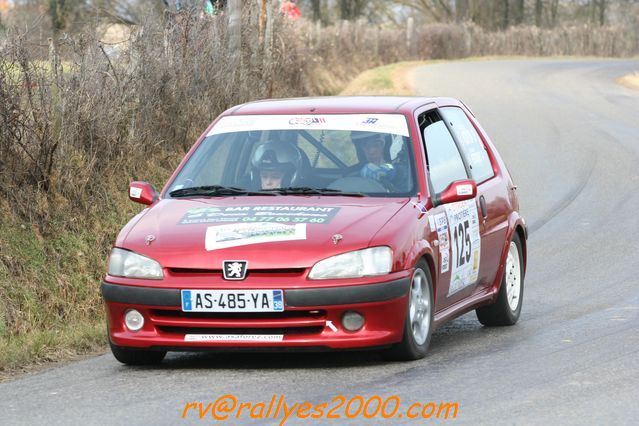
[
  {"xmin": 617, "ymin": 72, "xmax": 639, "ymax": 90},
  {"xmin": 1, "ymin": 1, "xmax": 639, "ymax": 375},
  {"xmin": 339, "ymin": 61, "xmax": 423, "ymax": 96}
]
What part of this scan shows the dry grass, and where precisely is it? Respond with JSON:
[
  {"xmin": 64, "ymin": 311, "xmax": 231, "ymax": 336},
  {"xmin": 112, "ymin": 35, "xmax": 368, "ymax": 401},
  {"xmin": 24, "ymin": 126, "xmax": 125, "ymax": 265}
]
[
  {"xmin": 617, "ymin": 72, "xmax": 639, "ymax": 90},
  {"xmin": 340, "ymin": 61, "xmax": 424, "ymax": 96},
  {"xmin": 0, "ymin": 322, "xmax": 105, "ymax": 382}
]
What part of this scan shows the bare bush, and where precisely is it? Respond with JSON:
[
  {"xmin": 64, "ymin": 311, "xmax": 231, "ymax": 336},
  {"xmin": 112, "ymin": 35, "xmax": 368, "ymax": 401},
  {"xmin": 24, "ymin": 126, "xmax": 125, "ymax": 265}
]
[{"xmin": 420, "ymin": 22, "xmax": 639, "ymax": 59}]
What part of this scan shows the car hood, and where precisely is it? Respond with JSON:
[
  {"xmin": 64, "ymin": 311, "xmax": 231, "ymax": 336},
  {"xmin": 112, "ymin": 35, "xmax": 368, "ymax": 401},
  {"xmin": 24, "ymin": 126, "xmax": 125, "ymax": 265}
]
[{"xmin": 118, "ymin": 197, "xmax": 409, "ymax": 269}]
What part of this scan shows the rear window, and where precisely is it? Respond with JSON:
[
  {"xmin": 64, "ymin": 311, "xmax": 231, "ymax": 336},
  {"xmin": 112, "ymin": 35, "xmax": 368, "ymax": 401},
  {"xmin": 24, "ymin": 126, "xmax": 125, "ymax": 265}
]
[{"xmin": 440, "ymin": 107, "xmax": 494, "ymax": 183}]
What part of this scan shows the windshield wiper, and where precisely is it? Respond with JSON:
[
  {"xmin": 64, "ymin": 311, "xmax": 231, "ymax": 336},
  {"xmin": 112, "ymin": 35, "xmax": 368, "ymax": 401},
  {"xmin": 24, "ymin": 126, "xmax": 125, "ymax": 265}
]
[
  {"xmin": 169, "ymin": 185, "xmax": 275, "ymax": 198},
  {"xmin": 265, "ymin": 187, "xmax": 366, "ymax": 197}
]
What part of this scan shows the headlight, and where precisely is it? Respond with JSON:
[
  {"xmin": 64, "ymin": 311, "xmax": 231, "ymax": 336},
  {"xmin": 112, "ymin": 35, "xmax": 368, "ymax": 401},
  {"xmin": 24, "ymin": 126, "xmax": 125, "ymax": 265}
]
[
  {"xmin": 108, "ymin": 248, "xmax": 164, "ymax": 279},
  {"xmin": 308, "ymin": 247, "xmax": 392, "ymax": 280}
]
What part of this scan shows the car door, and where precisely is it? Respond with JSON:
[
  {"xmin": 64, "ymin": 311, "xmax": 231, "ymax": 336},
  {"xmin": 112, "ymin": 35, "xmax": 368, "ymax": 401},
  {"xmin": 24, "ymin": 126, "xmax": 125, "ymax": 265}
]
[
  {"xmin": 439, "ymin": 106, "xmax": 509, "ymax": 290},
  {"xmin": 417, "ymin": 108, "xmax": 483, "ymax": 311}
]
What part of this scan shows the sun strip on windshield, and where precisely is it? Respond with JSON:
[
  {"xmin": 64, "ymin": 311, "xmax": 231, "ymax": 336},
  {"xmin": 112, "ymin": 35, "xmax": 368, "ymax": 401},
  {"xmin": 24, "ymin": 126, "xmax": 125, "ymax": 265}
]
[{"xmin": 208, "ymin": 114, "xmax": 410, "ymax": 137}]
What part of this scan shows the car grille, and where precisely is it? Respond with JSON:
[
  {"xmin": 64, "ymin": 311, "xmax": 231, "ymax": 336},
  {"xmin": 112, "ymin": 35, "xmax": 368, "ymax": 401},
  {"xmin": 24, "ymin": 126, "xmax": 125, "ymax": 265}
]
[
  {"xmin": 151, "ymin": 309, "xmax": 326, "ymax": 319},
  {"xmin": 157, "ymin": 327, "xmax": 323, "ymax": 335},
  {"xmin": 148, "ymin": 308, "xmax": 326, "ymax": 336},
  {"xmin": 167, "ymin": 268, "xmax": 306, "ymax": 278}
]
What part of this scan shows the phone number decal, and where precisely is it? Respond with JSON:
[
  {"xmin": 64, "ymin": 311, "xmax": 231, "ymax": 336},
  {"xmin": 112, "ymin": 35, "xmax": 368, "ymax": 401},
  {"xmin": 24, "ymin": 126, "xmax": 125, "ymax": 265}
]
[{"xmin": 179, "ymin": 205, "xmax": 340, "ymax": 225}]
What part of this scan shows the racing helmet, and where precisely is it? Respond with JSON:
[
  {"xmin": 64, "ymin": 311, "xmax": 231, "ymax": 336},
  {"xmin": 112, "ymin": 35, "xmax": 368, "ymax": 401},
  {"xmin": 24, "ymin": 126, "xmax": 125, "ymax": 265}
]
[
  {"xmin": 251, "ymin": 140, "xmax": 302, "ymax": 187},
  {"xmin": 350, "ymin": 131, "xmax": 391, "ymax": 163}
]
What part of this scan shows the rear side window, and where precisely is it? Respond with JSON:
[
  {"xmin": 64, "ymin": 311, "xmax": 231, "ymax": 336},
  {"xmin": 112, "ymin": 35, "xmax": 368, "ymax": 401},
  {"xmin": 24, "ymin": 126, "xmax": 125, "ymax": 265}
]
[
  {"xmin": 440, "ymin": 107, "xmax": 494, "ymax": 183},
  {"xmin": 421, "ymin": 115, "xmax": 468, "ymax": 194}
]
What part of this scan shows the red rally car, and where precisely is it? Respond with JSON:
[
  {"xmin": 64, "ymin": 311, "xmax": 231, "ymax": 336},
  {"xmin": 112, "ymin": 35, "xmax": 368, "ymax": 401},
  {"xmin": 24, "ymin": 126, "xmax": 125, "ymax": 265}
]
[{"xmin": 102, "ymin": 96, "xmax": 527, "ymax": 365}]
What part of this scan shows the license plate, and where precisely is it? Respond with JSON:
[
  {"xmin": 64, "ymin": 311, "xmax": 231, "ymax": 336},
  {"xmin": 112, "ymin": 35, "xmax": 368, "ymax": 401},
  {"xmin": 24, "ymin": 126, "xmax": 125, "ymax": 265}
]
[{"xmin": 181, "ymin": 289, "xmax": 284, "ymax": 312}]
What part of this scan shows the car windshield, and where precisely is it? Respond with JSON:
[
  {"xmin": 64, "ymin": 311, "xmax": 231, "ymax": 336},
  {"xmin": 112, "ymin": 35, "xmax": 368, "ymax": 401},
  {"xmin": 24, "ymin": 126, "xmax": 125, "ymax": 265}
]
[{"xmin": 167, "ymin": 114, "xmax": 417, "ymax": 197}]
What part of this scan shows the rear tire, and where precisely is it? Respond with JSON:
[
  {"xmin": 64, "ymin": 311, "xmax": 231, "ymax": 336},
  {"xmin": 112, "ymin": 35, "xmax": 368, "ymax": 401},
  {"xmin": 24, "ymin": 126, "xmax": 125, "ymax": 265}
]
[
  {"xmin": 109, "ymin": 342, "xmax": 166, "ymax": 366},
  {"xmin": 385, "ymin": 260, "xmax": 434, "ymax": 361},
  {"xmin": 476, "ymin": 233, "xmax": 524, "ymax": 326}
]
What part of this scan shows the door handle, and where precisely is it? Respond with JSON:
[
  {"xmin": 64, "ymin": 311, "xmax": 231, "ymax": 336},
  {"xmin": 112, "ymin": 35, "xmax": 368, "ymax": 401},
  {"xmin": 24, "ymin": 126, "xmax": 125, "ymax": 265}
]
[{"xmin": 479, "ymin": 195, "xmax": 488, "ymax": 219}]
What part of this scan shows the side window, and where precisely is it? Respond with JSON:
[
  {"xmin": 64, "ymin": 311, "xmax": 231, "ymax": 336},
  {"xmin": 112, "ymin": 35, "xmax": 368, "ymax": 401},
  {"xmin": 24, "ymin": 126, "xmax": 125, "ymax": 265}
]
[
  {"xmin": 421, "ymin": 111, "xmax": 468, "ymax": 194},
  {"xmin": 440, "ymin": 107, "xmax": 494, "ymax": 183}
]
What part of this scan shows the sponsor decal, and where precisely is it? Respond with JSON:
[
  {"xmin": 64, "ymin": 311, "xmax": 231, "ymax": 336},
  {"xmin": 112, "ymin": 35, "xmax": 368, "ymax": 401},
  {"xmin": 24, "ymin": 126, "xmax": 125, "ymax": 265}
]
[
  {"xmin": 180, "ymin": 205, "xmax": 340, "ymax": 225},
  {"xmin": 207, "ymin": 114, "xmax": 410, "ymax": 137},
  {"xmin": 441, "ymin": 250, "xmax": 450, "ymax": 275},
  {"xmin": 129, "ymin": 187, "xmax": 142, "ymax": 199},
  {"xmin": 412, "ymin": 201, "xmax": 428, "ymax": 219},
  {"xmin": 456, "ymin": 184, "xmax": 473, "ymax": 196},
  {"xmin": 288, "ymin": 117, "xmax": 327, "ymax": 126},
  {"xmin": 434, "ymin": 213, "xmax": 450, "ymax": 274},
  {"xmin": 445, "ymin": 200, "xmax": 481, "ymax": 295},
  {"xmin": 205, "ymin": 222, "xmax": 306, "ymax": 251},
  {"xmin": 184, "ymin": 334, "xmax": 284, "ymax": 342},
  {"xmin": 427, "ymin": 215, "xmax": 436, "ymax": 230}
]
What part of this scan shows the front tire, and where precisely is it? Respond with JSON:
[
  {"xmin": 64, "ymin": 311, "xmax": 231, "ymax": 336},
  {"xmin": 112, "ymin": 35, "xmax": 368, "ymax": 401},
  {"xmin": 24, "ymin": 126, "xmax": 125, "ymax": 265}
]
[
  {"xmin": 110, "ymin": 342, "xmax": 166, "ymax": 366},
  {"xmin": 386, "ymin": 260, "xmax": 434, "ymax": 361},
  {"xmin": 476, "ymin": 233, "xmax": 524, "ymax": 326}
]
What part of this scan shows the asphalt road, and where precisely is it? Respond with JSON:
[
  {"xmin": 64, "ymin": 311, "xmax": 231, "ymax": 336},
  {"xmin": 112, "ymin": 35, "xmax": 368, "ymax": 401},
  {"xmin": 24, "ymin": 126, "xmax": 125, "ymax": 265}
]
[{"xmin": 2, "ymin": 59, "xmax": 639, "ymax": 425}]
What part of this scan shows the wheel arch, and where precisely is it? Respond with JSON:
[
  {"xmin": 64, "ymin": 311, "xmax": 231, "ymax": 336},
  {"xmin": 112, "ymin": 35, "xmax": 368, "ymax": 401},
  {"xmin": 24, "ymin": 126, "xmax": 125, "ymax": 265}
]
[
  {"xmin": 514, "ymin": 223, "xmax": 527, "ymax": 276},
  {"xmin": 490, "ymin": 214, "xmax": 527, "ymax": 296},
  {"xmin": 418, "ymin": 252, "xmax": 437, "ymax": 301}
]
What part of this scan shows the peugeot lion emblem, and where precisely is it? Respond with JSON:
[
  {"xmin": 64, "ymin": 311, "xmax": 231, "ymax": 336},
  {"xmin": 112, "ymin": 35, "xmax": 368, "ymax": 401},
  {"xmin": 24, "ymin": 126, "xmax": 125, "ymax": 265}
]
[{"xmin": 223, "ymin": 260, "xmax": 248, "ymax": 280}]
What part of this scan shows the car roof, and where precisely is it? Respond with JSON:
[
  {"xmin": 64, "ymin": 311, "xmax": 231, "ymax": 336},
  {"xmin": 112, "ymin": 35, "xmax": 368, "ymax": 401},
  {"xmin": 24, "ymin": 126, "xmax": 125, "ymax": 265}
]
[{"xmin": 225, "ymin": 96, "xmax": 463, "ymax": 116}]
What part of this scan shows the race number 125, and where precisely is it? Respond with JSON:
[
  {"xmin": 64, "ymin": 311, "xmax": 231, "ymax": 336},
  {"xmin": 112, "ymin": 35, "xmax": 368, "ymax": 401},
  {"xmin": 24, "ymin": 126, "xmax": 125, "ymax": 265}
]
[{"xmin": 453, "ymin": 220, "xmax": 471, "ymax": 268}]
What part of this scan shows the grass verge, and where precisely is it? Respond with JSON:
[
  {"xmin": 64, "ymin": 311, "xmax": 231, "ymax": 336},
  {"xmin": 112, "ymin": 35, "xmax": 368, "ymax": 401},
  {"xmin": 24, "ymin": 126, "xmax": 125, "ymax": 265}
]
[
  {"xmin": 617, "ymin": 72, "xmax": 639, "ymax": 90},
  {"xmin": 339, "ymin": 61, "xmax": 424, "ymax": 96},
  {"xmin": 338, "ymin": 58, "xmax": 528, "ymax": 96},
  {"xmin": 0, "ymin": 322, "xmax": 105, "ymax": 382},
  {"xmin": 0, "ymin": 184, "xmax": 147, "ymax": 378}
]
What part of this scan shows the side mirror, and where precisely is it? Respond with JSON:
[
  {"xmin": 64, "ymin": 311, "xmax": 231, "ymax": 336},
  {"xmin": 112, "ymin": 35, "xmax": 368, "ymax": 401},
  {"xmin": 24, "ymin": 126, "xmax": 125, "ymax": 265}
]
[
  {"xmin": 128, "ymin": 181, "xmax": 159, "ymax": 205},
  {"xmin": 433, "ymin": 179, "xmax": 476, "ymax": 207}
]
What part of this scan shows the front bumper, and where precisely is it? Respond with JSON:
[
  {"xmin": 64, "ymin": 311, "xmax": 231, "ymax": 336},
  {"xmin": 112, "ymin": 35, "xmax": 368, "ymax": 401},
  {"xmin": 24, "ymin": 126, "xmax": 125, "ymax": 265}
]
[{"xmin": 102, "ymin": 277, "xmax": 410, "ymax": 351}]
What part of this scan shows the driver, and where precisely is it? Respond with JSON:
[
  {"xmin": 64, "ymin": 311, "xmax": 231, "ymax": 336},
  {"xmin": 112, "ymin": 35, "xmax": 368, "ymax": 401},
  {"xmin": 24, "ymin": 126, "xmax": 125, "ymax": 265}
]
[
  {"xmin": 351, "ymin": 131, "xmax": 396, "ymax": 185},
  {"xmin": 251, "ymin": 140, "xmax": 302, "ymax": 190}
]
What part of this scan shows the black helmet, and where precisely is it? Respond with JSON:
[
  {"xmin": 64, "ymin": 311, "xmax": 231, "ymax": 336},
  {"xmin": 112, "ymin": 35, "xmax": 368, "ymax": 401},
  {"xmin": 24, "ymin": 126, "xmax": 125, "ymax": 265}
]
[{"xmin": 251, "ymin": 140, "xmax": 302, "ymax": 186}]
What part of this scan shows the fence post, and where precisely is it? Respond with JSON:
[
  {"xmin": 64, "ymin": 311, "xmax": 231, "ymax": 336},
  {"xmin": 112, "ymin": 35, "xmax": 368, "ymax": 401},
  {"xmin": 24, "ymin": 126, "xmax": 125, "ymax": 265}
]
[
  {"xmin": 228, "ymin": 0, "xmax": 241, "ymax": 67},
  {"xmin": 315, "ymin": 20, "xmax": 321, "ymax": 48},
  {"xmin": 163, "ymin": 27, "xmax": 173, "ymax": 67},
  {"xmin": 407, "ymin": 17, "xmax": 416, "ymax": 58},
  {"xmin": 263, "ymin": 0, "xmax": 273, "ymax": 97},
  {"xmin": 49, "ymin": 37, "xmax": 63, "ymax": 161},
  {"xmin": 228, "ymin": 0, "xmax": 242, "ymax": 100}
]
